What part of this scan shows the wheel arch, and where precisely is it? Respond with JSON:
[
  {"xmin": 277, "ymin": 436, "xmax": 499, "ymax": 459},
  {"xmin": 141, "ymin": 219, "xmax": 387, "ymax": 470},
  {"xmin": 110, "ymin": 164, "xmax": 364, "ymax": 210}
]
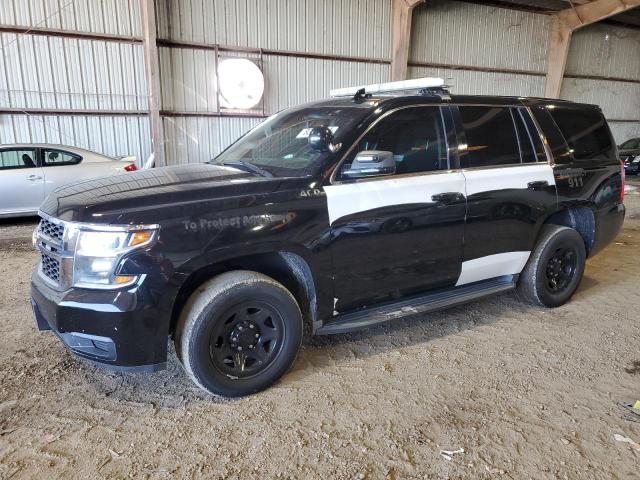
[
  {"xmin": 168, "ymin": 250, "xmax": 319, "ymax": 337},
  {"xmin": 542, "ymin": 206, "xmax": 596, "ymax": 256}
]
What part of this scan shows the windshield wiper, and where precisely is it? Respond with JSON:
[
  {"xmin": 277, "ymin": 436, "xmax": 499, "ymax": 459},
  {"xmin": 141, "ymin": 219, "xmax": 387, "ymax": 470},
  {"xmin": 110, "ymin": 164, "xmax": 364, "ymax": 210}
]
[{"xmin": 220, "ymin": 160, "xmax": 273, "ymax": 178}]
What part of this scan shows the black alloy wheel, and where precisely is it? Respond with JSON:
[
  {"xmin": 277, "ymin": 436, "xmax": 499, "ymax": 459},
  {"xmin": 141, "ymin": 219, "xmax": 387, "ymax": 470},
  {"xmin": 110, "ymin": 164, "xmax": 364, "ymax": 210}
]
[
  {"xmin": 517, "ymin": 224, "xmax": 586, "ymax": 308},
  {"xmin": 176, "ymin": 270, "xmax": 303, "ymax": 397},
  {"xmin": 544, "ymin": 246, "xmax": 578, "ymax": 294},
  {"xmin": 209, "ymin": 301, "xmax": 284, "ymax": 378}
]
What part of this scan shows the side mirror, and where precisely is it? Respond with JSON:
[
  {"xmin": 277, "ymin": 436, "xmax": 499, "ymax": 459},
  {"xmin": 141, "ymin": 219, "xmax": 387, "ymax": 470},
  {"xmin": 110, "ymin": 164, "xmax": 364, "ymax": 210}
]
[
  {"xmin": 308, "ymin": 126, "xmax": 334, "ymax": 152},
  {"xmin": 341, "ymin": 151, "xmax": 396, "ymax": 179}
]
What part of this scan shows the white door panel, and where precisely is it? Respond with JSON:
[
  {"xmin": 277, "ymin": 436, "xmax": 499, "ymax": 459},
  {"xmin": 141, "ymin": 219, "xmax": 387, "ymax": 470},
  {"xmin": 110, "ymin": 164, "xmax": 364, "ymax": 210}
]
[
  {"xmin": 462, "ymin": 163, "xmax": 556, "ymax": 196},
  {"xmin": 0, "ymin": 167, "xmax": 45, "ymax": 215},
  {"xmin": 324, "ymin": 172, "xmax": 466, "ymax": 226}
]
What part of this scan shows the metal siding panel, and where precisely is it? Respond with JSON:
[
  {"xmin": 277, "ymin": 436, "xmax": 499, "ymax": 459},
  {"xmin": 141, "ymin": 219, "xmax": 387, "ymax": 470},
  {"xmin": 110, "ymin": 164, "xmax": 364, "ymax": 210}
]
[
  {"xmin": 157, "ymin": 0, "xmax": 391, "ymax": 59},
  {"xmin": 566, "ymin": 23, "xmax": 640, "ymax": 81},
  {"xmin": 0, "ymin": 0, "xmax": 141, "ymax": 36},
  {"xmin": 162, "ymin": 116, "xmax": 260, "ymax": 165},
  {"xmin": 410, "ymin": 0, "xmax": 549, "ymax": 74},
  {"xmin": 262, "ymin": 55, "xmax": 390, "ymax": 113},
  {"xmin": 0, "ymin": 114, "xmax": 150, "ymax": 161},
  {"xmin": 560, "ymin": 78, "xmax": 640, "ymax": 121},
  {"xmin": 408, "ymin": 66, "xmax": 545, "ymax": 97},
  {"xmin": 608, "ymin": 122, "xmax": 640, "ymax": 144}
]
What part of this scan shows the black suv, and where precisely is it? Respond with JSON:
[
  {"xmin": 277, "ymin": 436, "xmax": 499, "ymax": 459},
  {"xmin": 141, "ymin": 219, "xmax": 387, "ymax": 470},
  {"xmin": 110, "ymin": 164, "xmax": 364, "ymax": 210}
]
[
  {"xmin": 619, "ymin": 138, "xmax": 640, "ymax": 175},
  {"xmin": 31, "ymin": 86, "xmax": 625, "ymax": 397}
]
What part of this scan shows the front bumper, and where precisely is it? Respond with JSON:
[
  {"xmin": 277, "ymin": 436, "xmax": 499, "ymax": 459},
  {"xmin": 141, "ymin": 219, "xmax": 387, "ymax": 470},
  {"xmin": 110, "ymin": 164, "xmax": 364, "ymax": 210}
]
[{"xmin": 30, "ymin": 271, "xmax": 168, "ymax": 372}]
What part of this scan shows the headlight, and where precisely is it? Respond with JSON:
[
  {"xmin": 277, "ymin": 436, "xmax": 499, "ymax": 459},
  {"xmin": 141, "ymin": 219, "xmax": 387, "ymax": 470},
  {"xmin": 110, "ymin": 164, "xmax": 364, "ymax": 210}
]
[
  {"xmin": 73, "ymin": 227, "xmax": 157, "ymax": 289},
  {"xmin": 633, "ymin": 156, "xmax": 640, "ymax": 164}
]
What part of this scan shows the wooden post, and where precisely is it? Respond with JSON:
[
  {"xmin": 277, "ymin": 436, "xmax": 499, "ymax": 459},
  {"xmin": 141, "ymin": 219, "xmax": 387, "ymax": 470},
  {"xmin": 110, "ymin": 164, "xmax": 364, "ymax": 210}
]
[
  {"xmin": 140, "ymin": 0, "xmax": 165, "ymax": 167},
  {"xmin": 544, "ymin": 17, "xmax": 572, "ymax": 99},
  {"xmin": 390, "ymin": 0, "xmax": 424, "ymax": 82},
  {"xmin": 545, "ymin": 0, "xmax": 640, "ymax": 99}
]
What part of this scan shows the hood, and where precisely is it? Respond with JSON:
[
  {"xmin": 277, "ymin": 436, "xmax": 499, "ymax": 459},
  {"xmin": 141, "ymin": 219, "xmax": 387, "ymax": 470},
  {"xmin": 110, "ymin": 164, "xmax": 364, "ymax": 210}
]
[{"xmin": 40, "ymin": 163, "xmax": 297, "ymax": 223}]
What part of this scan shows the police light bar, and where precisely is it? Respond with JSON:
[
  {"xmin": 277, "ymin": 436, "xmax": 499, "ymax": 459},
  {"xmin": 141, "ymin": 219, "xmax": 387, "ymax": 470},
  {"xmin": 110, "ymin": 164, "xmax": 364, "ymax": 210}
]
[{"xmin": 330, "ymin": 77, "xmax": 446, "ymax": 97}]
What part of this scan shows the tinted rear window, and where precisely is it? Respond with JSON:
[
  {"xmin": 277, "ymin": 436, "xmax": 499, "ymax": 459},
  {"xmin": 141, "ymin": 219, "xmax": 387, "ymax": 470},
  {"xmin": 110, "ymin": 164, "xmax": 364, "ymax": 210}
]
[
  {"xmin": 530, "ymin": 106, "xmax": 572, "ymax": 164},
  {"xmin": 548, "ymin": 107, "xmax": 614, "ymax": 162}
]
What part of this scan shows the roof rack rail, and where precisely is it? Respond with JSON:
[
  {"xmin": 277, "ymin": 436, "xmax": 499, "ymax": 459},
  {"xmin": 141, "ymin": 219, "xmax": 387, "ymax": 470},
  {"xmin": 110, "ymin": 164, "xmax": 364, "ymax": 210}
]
[{"xmin": 330, "ymin": 77, "xmax": 449, "ymax": 100}]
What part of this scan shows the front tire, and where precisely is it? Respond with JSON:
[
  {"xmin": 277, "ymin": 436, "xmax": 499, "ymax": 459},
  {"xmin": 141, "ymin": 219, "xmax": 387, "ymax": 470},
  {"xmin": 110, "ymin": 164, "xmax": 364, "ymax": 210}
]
[
  {"xmin": 517, "ymin": 225, "xmax": 586, "ymax": 308},
  {"xmin": 175, "ymin": 270, "xmax": 303, "ymax": 397}
]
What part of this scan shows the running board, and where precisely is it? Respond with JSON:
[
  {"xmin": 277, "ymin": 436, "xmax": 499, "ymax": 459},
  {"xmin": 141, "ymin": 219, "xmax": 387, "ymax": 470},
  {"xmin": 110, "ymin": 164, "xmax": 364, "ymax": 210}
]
[{"xmin": 316, "ymin": 276, "xmax": 516, "ymax": 335}]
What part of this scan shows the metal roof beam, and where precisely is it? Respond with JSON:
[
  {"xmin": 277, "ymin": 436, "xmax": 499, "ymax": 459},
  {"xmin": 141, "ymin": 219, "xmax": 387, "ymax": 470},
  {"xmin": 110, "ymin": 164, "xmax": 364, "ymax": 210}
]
[
  {"xmin": 545, "ymin": 0, "xmax": 640, "ymax": 98},
  {"xmin": 390, "ymin": 0, "xmax": 425, "ymax": 81},
  {"xmin": 140, "ymin": 0, "xmax": 165, "ymax": 168}
]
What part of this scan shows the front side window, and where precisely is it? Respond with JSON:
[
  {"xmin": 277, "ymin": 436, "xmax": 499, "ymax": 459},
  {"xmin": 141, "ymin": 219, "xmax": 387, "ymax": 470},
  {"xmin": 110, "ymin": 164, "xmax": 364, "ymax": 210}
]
[
  {"xmin": 43, "ymin": 150, "xmax": 82, "ymax": 166},
  {"xmin": 340, "ymin": 106, "xmax": 449, "ymax": 178},
  {"xmin": 458, "ymin": 106, "xmax": 521, "ymax": 168},
  {"xmin": 0, "ymin": 149, "xmax": 37, "ymax": 170}
]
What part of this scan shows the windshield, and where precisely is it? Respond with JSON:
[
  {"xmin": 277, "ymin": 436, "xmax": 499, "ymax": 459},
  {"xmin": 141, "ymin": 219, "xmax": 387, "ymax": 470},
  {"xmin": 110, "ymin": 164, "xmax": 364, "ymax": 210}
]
[
  {"xmin": 621, "ymin": 138, "xmax": 640, "ymax": 150},
  {"xmin": 215, "ymin": 106, "xmax": 371, "ymax": 176}
]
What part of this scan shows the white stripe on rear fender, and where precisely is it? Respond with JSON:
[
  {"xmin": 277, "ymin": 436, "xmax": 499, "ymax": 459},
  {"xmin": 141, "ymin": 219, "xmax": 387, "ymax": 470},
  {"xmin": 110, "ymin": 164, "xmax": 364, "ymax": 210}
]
[
  {"xmin": 462, "ymin": 163, "xmax": 555, "ymax": 196},
  {"xmin": 323, "ymin": 172, "xmax": 466, "ymax": 225},
  {"xmin": 456, "ymin": 251, "xmax": 531, "ymax": 286}
]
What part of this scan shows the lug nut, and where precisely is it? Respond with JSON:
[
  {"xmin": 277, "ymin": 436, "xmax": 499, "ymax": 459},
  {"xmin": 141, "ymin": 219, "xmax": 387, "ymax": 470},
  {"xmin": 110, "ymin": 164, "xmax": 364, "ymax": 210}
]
[
  {"xmin": 249, "ymin": 324, "xmax": 254, "ymax": 329},
  {"xmin": 255, "ymin": 333, "xmax": 259, "ymax": 338},
  {"xmin": 237, "ymin": 346, "xmax": 242, "ymax": 351}
]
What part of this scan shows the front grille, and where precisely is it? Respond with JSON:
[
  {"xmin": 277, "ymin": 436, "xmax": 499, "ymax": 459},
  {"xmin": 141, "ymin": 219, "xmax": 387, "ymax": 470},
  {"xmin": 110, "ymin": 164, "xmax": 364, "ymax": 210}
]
[
  {"xmin": 40, "ymin": 251, "xmax": 60, "ymax": 283},
  {"xmin": 38, "ymin": 218, "xmax": 64, "ymax": 243}
]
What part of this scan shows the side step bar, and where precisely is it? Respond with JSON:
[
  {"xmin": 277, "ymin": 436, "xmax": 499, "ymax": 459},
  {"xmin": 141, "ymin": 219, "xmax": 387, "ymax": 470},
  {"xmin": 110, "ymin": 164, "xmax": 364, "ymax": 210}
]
[{"xmin": 316, "ymin": 276, "xmax": 516, "ymax": 335}]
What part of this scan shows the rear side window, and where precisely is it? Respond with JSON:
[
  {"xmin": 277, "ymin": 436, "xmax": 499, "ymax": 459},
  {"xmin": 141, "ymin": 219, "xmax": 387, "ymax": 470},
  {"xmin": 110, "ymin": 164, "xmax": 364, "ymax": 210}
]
[
  {"xmin": 0, "ymin": 149, "xmax": 37, "ymax": 170},
  {"xmin": 548, "ymin": 107, "xmax": 613, "ymax": 161},
  {"xmin": 43, "ymin": 149, "xmax": 82, "ymax": 166},
  {"xmin": 530, "ymin": 106, "xmax": 572, "ymax": 163},
  {"xmin": 458, "ymin": 106, "xmax": 521, "ymax": 168}
]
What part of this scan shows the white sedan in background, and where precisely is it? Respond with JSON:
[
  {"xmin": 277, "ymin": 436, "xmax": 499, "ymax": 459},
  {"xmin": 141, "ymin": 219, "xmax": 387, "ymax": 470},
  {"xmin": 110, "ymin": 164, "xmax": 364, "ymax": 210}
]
[{"xmin": 0, "ymin": 144, "xmax": 139, "ymax": 218}]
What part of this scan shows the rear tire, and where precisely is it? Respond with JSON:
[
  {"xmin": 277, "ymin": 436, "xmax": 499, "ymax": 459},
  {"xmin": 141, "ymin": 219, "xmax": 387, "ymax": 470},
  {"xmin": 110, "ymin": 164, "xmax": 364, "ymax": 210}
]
[
  {"xmin": 517, "ymin": 225, "xmax": 586, "ymax": 308},
  {"xmin": 175, "ymin": 270, "xmax": 303, "ymax": 397}
]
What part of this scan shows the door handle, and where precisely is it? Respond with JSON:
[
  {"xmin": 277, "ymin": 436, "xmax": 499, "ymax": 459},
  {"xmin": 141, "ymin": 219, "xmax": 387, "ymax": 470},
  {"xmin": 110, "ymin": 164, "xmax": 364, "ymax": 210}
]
[
  {"xmin": 431, "ymin": 192, "xmax": 463, "ymax": 204},
  {"xmin": 27, "ymin": 174, "xmax": 43, "ymax": 181},
  {"xmin": 527, "ymin": 180, "xmax": 549, "ymax": 190}
]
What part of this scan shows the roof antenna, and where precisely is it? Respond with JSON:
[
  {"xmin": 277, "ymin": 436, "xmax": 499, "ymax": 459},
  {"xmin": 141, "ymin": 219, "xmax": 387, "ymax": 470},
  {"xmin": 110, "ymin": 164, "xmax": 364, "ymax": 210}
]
[{"xmin": 353, "ymin": 88, "xmax": 371, "ymax": 103}]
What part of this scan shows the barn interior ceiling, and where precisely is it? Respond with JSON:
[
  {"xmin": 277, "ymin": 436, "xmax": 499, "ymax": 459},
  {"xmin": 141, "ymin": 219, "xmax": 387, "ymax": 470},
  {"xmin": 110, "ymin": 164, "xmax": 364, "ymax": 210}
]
[{"xmin": 470, "ymin": 0, "xmax": 640, "ymax": 27}]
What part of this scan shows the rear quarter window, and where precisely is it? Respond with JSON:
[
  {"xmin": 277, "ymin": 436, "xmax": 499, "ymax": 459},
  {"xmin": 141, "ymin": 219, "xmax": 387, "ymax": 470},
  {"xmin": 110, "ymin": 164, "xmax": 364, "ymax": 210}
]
[{"xmin": 548, "ymin": 107, "xmax": 614, "ymax": 163}]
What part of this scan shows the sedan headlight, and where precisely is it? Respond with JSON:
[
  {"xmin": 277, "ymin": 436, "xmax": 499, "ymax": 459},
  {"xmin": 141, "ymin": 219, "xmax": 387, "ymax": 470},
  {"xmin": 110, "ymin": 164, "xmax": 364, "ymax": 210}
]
[
  {"xmin": 633, "ymin": 156, "xmax": 640, "ymax": 164},
  {"xmin": 73, "ymin": 227, "xmax": 158, "ymax": 289}
]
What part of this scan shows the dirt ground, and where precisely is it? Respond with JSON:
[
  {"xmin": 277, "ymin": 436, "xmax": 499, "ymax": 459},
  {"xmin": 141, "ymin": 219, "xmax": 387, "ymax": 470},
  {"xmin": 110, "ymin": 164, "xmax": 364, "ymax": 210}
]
[{"xmin": 1, "ymin": 182, "xmax": 640, "ymax": 480}]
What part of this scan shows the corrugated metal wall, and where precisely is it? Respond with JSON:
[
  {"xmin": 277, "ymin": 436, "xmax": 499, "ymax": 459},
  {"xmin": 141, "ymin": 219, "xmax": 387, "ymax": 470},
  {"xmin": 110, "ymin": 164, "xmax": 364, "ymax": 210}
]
[
  {"xmin": 409, "ymin": 0, "xmax": 639, "ymax": 143},
  {"xmin": 0, "ymin": 0, "xmax": 142, "ymax": 36},
  {"xmin": 0, "ymin": 114, "xmax": 150, "ymax": 159},
  {"xmin": 0, "ymin": 0, "xmax": 151, "ymax": 162},
  {"xmin": 156, "ymin": 0, "xmax": 390, "ymax": 59},
  {"xmin": 1, "ymin": 0, "xmax": 638, "ymax": 166},
  {"xmin": 563, "ymin": 23, "xmax": 640, "ymax": 142},
  {"xmin": 409, "ymin": 0, "xmax": 548, "ymax": 97},
  {"xmin": 156, "ymin": 0, "xmax": 391, "ymax": 165}
]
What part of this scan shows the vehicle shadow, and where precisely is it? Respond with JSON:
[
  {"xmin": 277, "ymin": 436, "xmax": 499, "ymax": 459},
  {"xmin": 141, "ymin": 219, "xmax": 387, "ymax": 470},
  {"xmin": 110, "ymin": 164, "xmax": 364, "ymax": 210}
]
[
  {"xmin": 73, "ymin": 270, "xmax": 612, "ymax": 407},
  {"xmin": 78, "ymin": 290, "xmax": 538, "ymax": 407}
]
